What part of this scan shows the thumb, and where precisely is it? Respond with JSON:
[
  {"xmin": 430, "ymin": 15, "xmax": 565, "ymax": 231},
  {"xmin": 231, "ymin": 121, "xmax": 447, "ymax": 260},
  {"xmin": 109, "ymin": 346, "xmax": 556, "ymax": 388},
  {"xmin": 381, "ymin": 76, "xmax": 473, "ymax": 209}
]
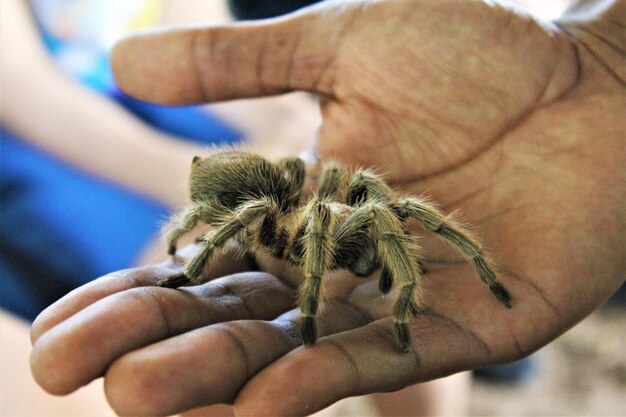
[{"xmin": 110, "ymin": 6, "xmax": 343, "ymax": 105}]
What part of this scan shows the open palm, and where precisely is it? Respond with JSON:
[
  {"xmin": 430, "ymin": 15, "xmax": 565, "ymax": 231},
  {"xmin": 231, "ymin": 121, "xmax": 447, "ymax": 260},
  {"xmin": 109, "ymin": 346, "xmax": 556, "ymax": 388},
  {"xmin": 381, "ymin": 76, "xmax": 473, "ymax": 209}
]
[{"xmin": 31, "ymin": 1, "xmax": 624, "ymax": 416}]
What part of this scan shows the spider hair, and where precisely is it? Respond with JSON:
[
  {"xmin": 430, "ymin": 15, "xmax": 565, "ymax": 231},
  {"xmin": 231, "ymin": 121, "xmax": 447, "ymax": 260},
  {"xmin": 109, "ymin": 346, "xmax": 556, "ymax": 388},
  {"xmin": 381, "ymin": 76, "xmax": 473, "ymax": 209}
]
[{"xmin": 156, "ymin": 151, "xmax": 512, "ymax": 352}]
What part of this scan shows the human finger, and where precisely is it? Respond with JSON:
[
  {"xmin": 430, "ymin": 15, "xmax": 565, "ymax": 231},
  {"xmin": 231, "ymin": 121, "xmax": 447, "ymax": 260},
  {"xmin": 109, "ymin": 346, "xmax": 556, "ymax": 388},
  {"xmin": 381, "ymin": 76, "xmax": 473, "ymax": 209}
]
[
  {"xmin": 102, "ymin": 301, "xmax": 368, "ymax": 416},
  {"xmin": 30, "ymin": 244, "xmax": 254, "ymax": 344},
  {"xmin": 234, "ymin": 314, "xmax": 494, "ymax": 417},
  {"xmin": 30, "ymin": 272, "xmax": 293, "ymax": 396},
  {"xmin": 233, "ymin": 266, "xmax": 527, "ymax": 416},
  {"xmin": 109, "ymin": 2, "xmax": 347, "ymax": 104}
]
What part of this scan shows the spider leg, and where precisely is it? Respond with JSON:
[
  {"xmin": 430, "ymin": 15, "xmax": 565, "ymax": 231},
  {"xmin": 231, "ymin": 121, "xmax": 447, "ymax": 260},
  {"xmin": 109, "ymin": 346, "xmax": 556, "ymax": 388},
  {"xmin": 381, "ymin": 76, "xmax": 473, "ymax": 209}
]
[
  {"xmin": 317, "ymin": 161, "xmax": 346, "ymax": 199},
  {"xmin": 156, "ymin": 272, "xmax": 190, "ymax": 289},
  {"xmin": 187, "ymin": 197, "xmax": 284, "ymax": 281},
  {"xmin": 392, "ymin": 197, "xmax": 512, "ymax": 308},
  {"xmin": 331, "ymin": 201, "xmax": 378, "ymax": 276},
  {"xmin": 276, "ymin": 156, "xmax": 305, "ymax": 206},
  {"xmin": 342, "ymin": 171, "xmax": 420, "ymax": 292},
  {"xmin": 333, "ymin": 202, "xmax": 422, "ymax": 352},
  {"xmin": 163, "ymin": 197, "xmax": 226, "ymax": 255},
  {"xmin": 257, "ymin": 205, "xmax": 288, "ymax": 257},
  {"xmin": 376, "ymin": 252, "xmax": 426, "ymax": 295},
  {"xmin": 380, "ymin": 217, "xmax": 427, "ymax": 293},
  {"xmin": 379, "ymin": 266, "xmax": 394, "ymax": 294},
  {"xmin": 346, "ymin": 169, "xmax": 393, "ymax": 206},
  {"xmin": 298, "ymin": 199, "xmax": 337, "ymax": 346},
  {"xmin": 163, "ymin": 205, "xmax": 203, "ymax": 255},
  {"xmin": 367, "ymin": 202, "xmax": 424, "ymax": 352},
  {"xmin": 157, "ymin": 197, "xmax": 281, "ymax": 288}
]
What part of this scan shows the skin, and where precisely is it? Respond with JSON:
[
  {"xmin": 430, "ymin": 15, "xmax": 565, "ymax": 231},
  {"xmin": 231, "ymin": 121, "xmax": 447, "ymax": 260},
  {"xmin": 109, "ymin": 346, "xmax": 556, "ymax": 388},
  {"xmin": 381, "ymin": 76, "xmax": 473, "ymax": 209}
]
[{"xmin": 30, "ymin": 0, "xmax": 624, "ymax": 416}]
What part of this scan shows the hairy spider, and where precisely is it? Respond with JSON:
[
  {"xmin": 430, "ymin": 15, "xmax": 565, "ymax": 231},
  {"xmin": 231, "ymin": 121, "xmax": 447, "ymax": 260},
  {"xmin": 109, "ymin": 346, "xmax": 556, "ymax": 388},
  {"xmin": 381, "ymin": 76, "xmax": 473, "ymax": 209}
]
[{"xmin": 157, "ymin": 151, "xmax": 512, "ymax": 352}]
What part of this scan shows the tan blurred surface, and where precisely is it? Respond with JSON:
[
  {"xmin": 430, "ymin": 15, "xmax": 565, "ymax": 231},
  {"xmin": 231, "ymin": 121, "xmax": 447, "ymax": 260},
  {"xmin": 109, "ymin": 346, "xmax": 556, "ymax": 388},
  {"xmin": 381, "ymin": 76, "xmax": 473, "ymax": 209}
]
[
  {"xmin": 470, "ymin": 304, "xmax": 626, "ymax": 417},
  {"xmin": 0, "ymin": 311, "xmax": 114, "ymax": 417}
]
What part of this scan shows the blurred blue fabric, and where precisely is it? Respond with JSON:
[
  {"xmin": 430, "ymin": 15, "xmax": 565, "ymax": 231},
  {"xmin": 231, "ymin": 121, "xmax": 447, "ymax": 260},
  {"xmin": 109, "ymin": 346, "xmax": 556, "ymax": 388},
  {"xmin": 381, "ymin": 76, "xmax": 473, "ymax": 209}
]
[{"xmin": 1, "ymin": 130, "xmax": 167, "ymax": 319}]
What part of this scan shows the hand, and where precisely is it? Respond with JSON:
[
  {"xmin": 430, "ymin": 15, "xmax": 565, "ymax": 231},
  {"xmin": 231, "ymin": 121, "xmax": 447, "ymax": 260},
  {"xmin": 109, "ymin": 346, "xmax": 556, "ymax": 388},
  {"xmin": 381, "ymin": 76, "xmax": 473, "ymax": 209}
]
[{"xmin": 31, "ymin": 0, "xmax": 625, "ymax": 415}]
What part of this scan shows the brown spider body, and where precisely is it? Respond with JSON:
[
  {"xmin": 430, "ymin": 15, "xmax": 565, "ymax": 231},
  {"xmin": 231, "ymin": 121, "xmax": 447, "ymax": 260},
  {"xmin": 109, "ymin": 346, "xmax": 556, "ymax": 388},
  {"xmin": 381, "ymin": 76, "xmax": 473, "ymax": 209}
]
[{"xmin": 158, "ymin": 151, "xmax": 512, "ymax": 352}]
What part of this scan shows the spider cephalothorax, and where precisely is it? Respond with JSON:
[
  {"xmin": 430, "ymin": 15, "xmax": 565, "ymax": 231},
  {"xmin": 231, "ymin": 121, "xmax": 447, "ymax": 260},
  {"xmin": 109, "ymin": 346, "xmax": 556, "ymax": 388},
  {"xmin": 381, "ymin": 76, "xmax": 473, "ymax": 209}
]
[{"xmin": 157, "ymin": 150, "xmax": 512, "ymax": 352}]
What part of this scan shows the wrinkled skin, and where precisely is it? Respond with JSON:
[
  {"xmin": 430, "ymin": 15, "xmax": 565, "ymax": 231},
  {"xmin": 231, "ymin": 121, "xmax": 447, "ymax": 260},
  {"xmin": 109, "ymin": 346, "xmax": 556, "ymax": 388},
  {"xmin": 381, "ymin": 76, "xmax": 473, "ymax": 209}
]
[{"xmin": 30, "ymin": 0, "xmax": 624, "ymax": 416}]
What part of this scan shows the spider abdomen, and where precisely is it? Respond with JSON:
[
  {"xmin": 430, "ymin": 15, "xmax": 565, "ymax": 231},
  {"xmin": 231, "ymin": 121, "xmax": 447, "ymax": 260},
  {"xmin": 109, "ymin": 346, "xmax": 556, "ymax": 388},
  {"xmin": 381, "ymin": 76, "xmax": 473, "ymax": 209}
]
[{"xmin": 189, "ymin": 151, "xmax": 293, "ymax": 210}]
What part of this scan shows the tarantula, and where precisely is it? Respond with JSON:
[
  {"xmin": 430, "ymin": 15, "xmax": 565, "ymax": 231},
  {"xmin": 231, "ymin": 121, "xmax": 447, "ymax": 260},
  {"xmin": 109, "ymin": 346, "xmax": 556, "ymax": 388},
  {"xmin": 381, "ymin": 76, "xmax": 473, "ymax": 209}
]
[{"xmin": 157, "ymin": 151, "xmax": 512, "ymax": 352}]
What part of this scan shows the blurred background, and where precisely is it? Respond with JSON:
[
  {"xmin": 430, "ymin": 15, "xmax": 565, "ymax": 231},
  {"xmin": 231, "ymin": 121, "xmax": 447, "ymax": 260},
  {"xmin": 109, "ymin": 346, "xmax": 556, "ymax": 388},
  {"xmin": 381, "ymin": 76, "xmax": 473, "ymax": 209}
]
[{"xmin": 0, "ymin": 0, "xmax": 623, "ymax": 416}]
